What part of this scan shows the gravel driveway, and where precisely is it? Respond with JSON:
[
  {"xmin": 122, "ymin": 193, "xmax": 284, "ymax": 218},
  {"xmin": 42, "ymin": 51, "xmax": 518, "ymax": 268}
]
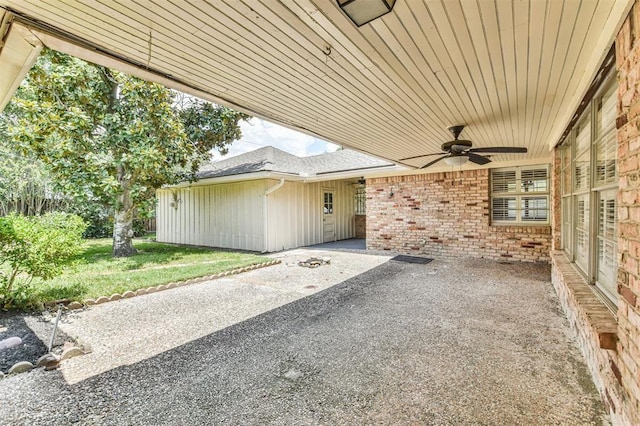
[{"xmin": 0, "ymin": 250, "xmax": 607, "ymax": 425}]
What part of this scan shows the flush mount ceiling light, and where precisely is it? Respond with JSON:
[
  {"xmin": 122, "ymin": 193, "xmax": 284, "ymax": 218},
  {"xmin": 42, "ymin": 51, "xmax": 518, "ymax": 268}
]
[
  {"xmin": 444, "ymin": 156, "xmax": 468, "ymax": 167},
  {"xmin": 337, "ymin": 0, "xmax": 397, "ymax": 27}
]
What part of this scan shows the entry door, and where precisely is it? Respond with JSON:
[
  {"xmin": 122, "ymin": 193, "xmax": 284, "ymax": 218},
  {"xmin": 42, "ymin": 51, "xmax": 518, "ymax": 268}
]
[{"xmin": 323, "ymin": 190, "xmax": 336, "ymax": 242}]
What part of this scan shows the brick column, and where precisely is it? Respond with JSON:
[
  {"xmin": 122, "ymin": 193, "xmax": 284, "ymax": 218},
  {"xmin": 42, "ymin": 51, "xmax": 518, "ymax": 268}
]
[{"xmin": 615, "ymin": 3, "xmax": 640, "ymax": 423}]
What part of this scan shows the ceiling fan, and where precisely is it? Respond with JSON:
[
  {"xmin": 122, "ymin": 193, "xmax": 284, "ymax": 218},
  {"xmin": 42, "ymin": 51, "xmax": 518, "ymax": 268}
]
[{"xmin": 399, "ymin": 125, "xmax": 527, "ymax": 169}]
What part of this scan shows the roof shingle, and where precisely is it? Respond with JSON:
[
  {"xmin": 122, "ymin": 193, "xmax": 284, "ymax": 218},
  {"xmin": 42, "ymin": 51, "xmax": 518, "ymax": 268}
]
[{"xmin": 197, "ymin": 146, "xmax": 393, "ymax": 179}]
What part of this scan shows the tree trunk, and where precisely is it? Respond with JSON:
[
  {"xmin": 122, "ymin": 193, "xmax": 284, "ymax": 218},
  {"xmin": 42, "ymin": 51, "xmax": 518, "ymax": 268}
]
[{"xmin": 112, "ymin": 185, "xmax": 138, "ymax": 257}]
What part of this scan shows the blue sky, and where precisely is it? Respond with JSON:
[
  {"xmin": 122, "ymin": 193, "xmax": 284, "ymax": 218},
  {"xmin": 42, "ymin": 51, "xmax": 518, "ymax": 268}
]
[{"xmin": 211, "ymin": 117, "xmax": 340, "ymax": 160}]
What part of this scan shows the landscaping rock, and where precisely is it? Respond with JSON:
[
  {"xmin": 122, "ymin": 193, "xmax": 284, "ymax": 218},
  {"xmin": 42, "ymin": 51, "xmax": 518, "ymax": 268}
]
[
  {"xmin": 109, "ymin": 294, "xmax": 122, "ymax": 302},
  {"xmin": 167, "ymin": 283, "xmax": 177, "ymax": 289},
  {"xmin": 135, "ymin": 289, "xmax": 147, "ymax": 296},
  {"xmin": 36, "ymin": 353, "xmax": 59, "ymax": 367},
  {"xmin": 8, "ymin": 361, "xmax": 33, "ymax": 374},
  {"xmin": 84, "ymin": 299, "xmax": 96, "ymax": 306},
  {"xmin": 67, "ymin": 302, "xmax": 83, "ymax": 310},
  {"xmin": 146, "ymin": 287, "xmax": 158, "ymax": 294},
  {"xmin": 122, "ymin": 291, "xmax": 136, "ymax": 299},
  {"xmin": 60, "ymin": 346, "xmax": 84, "ymax": 361},
  {"xmin": 0, "ymin": 337, "xmax": 22, "ymax": 351},
  {"xmin": 94, "ymin": 296, "xmax": 109, "ymax": 305},
  {"xmin": 157, "ymin": 285, "xmax": 167, "ymax": 291},
  {"xmin": 298, "ymin": 257, "xmax": 330, "ymax": 268}
]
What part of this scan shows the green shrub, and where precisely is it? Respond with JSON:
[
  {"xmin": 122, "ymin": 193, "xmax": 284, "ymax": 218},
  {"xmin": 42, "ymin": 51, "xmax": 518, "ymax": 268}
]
[
  {"xmin": 0, "ymin": 212, "xmax": 87, "ymax": 309},
  {"xmin": 69, "ymin": 203, "xmax": 112, "ymax": 238}
]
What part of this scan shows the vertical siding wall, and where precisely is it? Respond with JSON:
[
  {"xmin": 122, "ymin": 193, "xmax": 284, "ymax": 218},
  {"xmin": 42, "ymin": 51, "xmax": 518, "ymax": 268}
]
[
  {"xmin": 156, "ymin": 180, "xmax": 267, "ymax": 251},
  {"xmin": 266, "ymin": 179, "xmax": 355, "ymax": 252},
  {"xmin": 157, "ymin": 179, "xmax": 356, "ymax": 253}
]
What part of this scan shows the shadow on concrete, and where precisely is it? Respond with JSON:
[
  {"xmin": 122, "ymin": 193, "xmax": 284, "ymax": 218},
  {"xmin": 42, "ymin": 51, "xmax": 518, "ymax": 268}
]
[{"xmin": 0, "ymin": 258, "xmax": 607, "ymax": 425}]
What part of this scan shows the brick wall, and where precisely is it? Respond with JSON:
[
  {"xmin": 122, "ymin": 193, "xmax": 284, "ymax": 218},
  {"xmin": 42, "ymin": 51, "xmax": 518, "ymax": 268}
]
[
  {"xmin": 355, "ymin": 215, "xmax": 366, "ymax": 239},
  {"xmin": 550, "ymin": 253, "xmax": 624, "ymax": 423},
  {"xmin": 614, "ymin": 4, "xmax": 640, "ymax": 422},
  {"xmin": 366, "ymin": 169, "xmax": 551, "ymax": 262}
]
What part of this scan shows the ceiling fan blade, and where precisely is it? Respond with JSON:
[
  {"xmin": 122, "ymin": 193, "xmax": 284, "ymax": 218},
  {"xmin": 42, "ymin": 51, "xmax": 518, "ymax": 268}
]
[
  {"xmin": 467, "ymin": 152, "xmax": 492, "ymax": 165},
  {"xmin": 419, "ymin": 155, "xmax": 449, "ymax": 169},
  {"xmin": 399, "ymin": 152, "xmax": 445, "ymax": 161},
  {"xmin": 468, "ymin": 147, "xmax": 528, "ymax": 154}
]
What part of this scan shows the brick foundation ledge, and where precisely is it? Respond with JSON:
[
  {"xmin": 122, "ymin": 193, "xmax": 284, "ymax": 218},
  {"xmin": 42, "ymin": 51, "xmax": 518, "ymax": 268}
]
[
  {"xmin": 550, "ymin": 251, "xmax": 626, "ymax": 421},
  {"xmin": 550, "ymin": 252, "xmax": 618, "ymax": 349}
]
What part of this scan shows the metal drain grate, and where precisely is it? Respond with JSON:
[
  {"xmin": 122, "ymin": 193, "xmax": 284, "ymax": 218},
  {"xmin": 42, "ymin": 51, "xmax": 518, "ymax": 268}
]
[{"xmin": 391, "ymin": 255, "xmax": 433, "ymax": 265}]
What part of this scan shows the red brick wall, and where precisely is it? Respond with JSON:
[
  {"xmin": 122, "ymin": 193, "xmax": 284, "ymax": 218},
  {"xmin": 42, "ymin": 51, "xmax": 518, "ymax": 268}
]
[
  {"xmin": 366, "ymin": 169, "xmax": 551, "ymax": 262},
  {"xmin": 615, "ymin": 4, "xmax": 640, "ymax": 422}
]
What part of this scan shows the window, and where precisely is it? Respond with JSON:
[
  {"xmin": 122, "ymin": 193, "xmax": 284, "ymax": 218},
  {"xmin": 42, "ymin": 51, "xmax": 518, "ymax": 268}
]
[
  {"xmin": 355, "ymin": 185, "xmax": 366, "ymax": 215},
  {"xmin": 323, "ymin": 191, "xmax": 333, "ymax": 214},
  {"xmin": 490, "ymin": 166, "xmax": 550, "ymax": 224},
  {"xmin": 560, "ymin": 74, "xmax": 617, "ymax": 304}
]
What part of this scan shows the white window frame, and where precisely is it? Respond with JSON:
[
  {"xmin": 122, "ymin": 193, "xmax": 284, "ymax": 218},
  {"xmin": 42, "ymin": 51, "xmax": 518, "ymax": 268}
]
[
  {"xmin": 559, "ymin": 72, "xmax": 618, "ymax": 305},
  {"xmin": 354, "ymin": 185, "xmax": 366, "ymax": 215},
  {"xmin": 490, "ymin": 165, "xmax": 550, "ymax": 225}
]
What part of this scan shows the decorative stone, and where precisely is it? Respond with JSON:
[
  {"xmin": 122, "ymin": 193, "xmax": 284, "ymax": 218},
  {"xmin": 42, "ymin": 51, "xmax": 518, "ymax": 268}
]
[
  {"xmin": 94, "ymin": 296, "xmax": 109, "ymax": 305},
  {"xmin": 0, "ymin": 371, "xmax": 4, "ymax": 378},
  {"xmin": 8, "ymin": 361, "xmax": 33, "ymax": 374},
  {"xmin": 166, "ymin": 283, "xmax": 177, "ymax": 289},
  {"xmin": 36, "ymin": 353, "xmax": 59, "ymax": 367},
  {"xmin": 157, "ymin": 285, "xmax": 167, "ymax": 291},
  {"xmin": 146, "ymin": 287, "xmax": 158, "ymax": 294},
  {"xmin": 122, "ymin": 291, "xmax": 136, "ymax": 298},
  {"xmin": 109, "ymin": 294, "xmax": 122, "ymax": 302},
  {"xmin": 135, "ymin": 288, "xmax": 147, "ymax": 296},
  {"xmin": 67, "ymin": 301, "xmax": 83, "ymax": 310},
  {"xmin": 44, "ymin": 359, "xmax": 61, "ymax": 371},
  {"xmin": 0, "ymin": 337, "xmax": 22, "ymax": 351},
  {"xmin": 84, "ymin": 299, "xmax": 96, "ymax": 306},
  {"xmin": 60, "ymin": 346, "xmax": 84, "ymax": 361}
]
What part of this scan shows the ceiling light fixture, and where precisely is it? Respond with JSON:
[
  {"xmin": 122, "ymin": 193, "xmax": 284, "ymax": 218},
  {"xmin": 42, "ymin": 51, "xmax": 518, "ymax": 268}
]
[
  {"xmin": 337, "ymin": 0, "xmax": 396, "ymax": 27},
  {"xmin": 444, "ymin": 156, "xmax": 468, "ymax": 167}
]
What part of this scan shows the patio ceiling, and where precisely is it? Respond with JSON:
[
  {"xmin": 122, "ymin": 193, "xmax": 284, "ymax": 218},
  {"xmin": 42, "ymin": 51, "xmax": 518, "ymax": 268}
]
[{"xmin": 0, "ymin": 1, "xmax": 632, "ymax": 169}]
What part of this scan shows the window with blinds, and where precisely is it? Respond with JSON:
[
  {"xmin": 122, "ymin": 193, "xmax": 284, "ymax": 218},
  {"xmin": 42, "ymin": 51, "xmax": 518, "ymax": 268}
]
[
  {"xmin": 490, "ymin": 166, "xmax": 549, "ymax": 225},
  {"xmin": 558, "ymin": 73, "xmax": 618, "ymax": 305}
]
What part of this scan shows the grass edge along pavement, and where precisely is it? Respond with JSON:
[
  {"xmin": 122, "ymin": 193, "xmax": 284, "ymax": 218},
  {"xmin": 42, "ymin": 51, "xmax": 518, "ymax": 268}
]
[
  {"xmin": 67, "ymin": 258, "xmax": 281, "ymax": 310},
  {"xmin": 25, "ymin": 238, "xmax": 273, "ymax": 307}
]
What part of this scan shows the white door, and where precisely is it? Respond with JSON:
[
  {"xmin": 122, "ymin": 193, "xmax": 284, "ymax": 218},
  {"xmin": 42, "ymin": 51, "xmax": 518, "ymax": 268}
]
[{"xmin": 323, "ymin": 190, "xmax": 336, "ymax": 242}]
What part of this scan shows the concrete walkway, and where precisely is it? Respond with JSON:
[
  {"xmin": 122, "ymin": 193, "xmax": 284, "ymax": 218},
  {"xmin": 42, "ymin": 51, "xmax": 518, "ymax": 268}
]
[{"xmin": 0, "ymin": 253, "xmax": 607, "ymax": 425}]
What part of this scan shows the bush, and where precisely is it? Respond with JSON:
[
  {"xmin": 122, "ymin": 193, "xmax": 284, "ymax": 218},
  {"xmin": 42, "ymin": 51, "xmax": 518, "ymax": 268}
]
[
  {"xmin": 0, "ymin": 212, "xmax": 87, "ymax": 309},
  {"xmin": 69, "ymin": 203, "xmax": 112, "ymax": 238}
]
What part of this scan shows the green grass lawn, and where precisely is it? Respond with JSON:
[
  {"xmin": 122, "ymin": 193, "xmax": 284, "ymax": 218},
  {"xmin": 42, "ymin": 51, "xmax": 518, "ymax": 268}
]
[{"xmin": 31, "ymin": 238, "xmax": 270, "ymax": 303}]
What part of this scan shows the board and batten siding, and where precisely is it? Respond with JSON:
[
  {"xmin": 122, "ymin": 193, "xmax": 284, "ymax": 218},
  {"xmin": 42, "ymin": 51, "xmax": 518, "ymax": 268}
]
[
  {"xmin": 156, "ymin": 180, "xmax": 267, "ymax": 251},
  {"xmin": 157, "ymin": 178, "xmax": 357, "ymax": 252},
  {"xmin": 265, "ymin": 179, "xmax": 356, "ymax": 252}
]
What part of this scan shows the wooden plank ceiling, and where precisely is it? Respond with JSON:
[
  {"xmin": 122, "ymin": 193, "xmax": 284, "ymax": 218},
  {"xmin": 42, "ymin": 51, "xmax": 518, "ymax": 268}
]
[{"xmin": 0, "ymin": 0, "xmax": 632, "ymax": 169}]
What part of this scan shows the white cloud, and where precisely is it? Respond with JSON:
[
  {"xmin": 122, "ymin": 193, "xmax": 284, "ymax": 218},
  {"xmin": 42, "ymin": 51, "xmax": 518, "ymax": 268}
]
[{"xmin": 211, "ymin": 118, "xmax": 340, "ymax": 161}]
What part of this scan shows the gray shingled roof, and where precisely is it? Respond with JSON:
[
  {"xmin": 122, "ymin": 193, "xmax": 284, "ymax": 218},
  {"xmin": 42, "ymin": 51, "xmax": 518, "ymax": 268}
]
[{"xmin": 197, "ymin": 146, "xmax": 393, "ymax": 179}]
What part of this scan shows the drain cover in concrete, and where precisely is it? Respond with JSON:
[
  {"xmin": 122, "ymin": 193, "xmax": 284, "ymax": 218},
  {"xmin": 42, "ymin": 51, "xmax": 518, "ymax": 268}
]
[{"xmin": 391, "ymin": 255, "xmax": 433, "ymax": 264}]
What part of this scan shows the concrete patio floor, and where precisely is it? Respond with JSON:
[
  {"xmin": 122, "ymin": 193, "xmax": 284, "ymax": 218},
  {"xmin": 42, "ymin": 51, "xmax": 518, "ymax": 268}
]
[{"xmin": 0, "ymin": 252, "xmax": 607, "ymax": 425}]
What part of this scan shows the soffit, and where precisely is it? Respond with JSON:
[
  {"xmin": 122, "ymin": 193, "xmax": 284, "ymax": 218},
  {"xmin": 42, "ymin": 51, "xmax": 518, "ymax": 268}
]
[{"xmin": 0, "ymin": 0, "xmax": 632, "ymax": 170}]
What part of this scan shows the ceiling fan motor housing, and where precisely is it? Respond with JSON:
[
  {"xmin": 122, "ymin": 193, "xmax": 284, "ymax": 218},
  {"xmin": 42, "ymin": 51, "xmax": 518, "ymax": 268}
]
[{"xmin": 441, "ymin": 139, "xmax": 472, "ymax": 152}]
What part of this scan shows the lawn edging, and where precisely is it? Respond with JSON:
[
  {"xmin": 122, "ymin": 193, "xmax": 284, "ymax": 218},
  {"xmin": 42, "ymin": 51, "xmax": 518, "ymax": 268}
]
[{"xmin": 64, "ymin": 259, "xmax": 281, "ymax": 310}]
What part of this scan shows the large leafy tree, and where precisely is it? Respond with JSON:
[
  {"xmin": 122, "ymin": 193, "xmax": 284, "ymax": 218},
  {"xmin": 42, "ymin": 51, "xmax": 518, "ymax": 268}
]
[{"xmin": 2, "ymin": 49, "xmax": 248, "ymax": 256}]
